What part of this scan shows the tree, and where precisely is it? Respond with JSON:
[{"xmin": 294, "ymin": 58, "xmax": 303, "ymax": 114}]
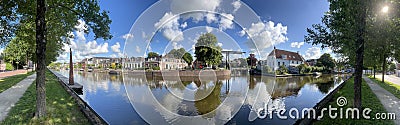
[
  {"xmin": 182, "ymin": 52, "xmax": 193, "ymax": 67},
  {"xmin": 317, "ymin": 53, "xmax": 336, "ymax": 72},
  {"xmin": 297, "ymin": 64, "xmax": 307, "ymax": 74},
  {"xmin": 1, "ymin": 0, "xmax": 112, "ymax": 117},
  {"xmin": 147, "ymin": 52, "xmax": 160, "ymax": 58},
  {"xmin": 194, "ymin": 33, "xmax": 222, "ymax": 67},
  {"xmin": 167, "ymin": 48, "xmax": 186, "ymax": 58},
  {"xmin": 247, "ymin": 54, "xmax": 258, "ymax": 69},
  {"xmin": 305, "ymin": 0, "xmax": 369, "ymax": 109}
]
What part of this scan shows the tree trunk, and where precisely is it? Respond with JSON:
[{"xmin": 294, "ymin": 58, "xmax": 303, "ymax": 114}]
[
  {"xmin": 373, "ymin": 66, "xmax": 376, "ymax": 78},
  {"xmin": 382, "ymin": 55, "xmax": 386, "ymax": 83},
  {"xmin": 35, "ymin": 0, "xmax": 46, "ymax": 117},
  {"xmin": 353, "ymin": 0, "xmax": 366, "ymax": 110}
]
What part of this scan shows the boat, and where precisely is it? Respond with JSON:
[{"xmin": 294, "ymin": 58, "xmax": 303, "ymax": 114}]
[
  {"xmin": 109, "ymin": 70, "xmax": 119, "ymax": 75},
  {"xmin": 79, "ymin": 68, "xmax": 84, "ymax": 71},
  {"xmin": 88, "ymin": 68, "xmax": 93, "ymax": 72},
  {"xmin": 312, "ymin": 72, "xmax": 322, "ymax": 76}
]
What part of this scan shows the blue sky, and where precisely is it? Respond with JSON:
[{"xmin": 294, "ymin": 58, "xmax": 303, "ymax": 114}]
[{"xmin": 56, "ymin": 0, "xmax": 333, "ymax": 62}]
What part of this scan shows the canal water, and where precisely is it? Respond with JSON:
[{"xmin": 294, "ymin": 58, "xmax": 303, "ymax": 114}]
[{"xmin": 55, "ymin": 70, "xmax": 349, "ymax": 125}]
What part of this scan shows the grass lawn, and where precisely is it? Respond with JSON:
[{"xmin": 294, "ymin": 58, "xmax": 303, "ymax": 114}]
[
  {"xmin": 0, "ymin": 70, "xmax": 90, "ymax": 125},
  {"xmin": 314, "ymin": 78, "xmax": 395, "ymax": 125},
  {"xmin": 0, "ymin": 71, "xmax": 35, "ymax": 93},
  {"xmin": 368, "ymin": 75, "xmax": 400, "ymax": 99}
]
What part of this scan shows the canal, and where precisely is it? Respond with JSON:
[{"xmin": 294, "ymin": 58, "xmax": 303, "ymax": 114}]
[{"xmin": 55, "ymin": 70, "xmax": 349, "ymax": 125}]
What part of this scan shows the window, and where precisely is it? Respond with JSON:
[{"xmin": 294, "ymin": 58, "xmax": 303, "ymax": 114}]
[
  {"xmin": 278, "ymin": 62, "xmax": 280, "ymax": 66},
  {"xmin": 282, "ymin": 55, "xmax": 287, "ymax": 59},
  {"xmin": 292, "ymin": 61, "xmax": 294, "ymax": 63},
  {"xmin": 283, "ymin": 62, "xmax": 285, "ymax": 66}
]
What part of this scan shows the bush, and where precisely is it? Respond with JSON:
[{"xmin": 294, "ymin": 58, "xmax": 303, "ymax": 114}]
[
  {"xmin": 276, "ymin": 65, "xmax": 288, "ymax": 75},
  {"xmin": 6, "ymin": 63, "xmax": 13, "ymax": 70},
  {"xmin": 152, "ymin": 66, "xmax": 160, "ymax": 70}
]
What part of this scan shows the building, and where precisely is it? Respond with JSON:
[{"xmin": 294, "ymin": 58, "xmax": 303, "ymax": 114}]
[
  {"xmin": 266, "ymin": 47, "xmax": 306, "ymax": 70},
  {"xmin": 145, "ymin": 55, "xmax": 188, "ymax": 70},
  {"xmin": 306, "ymin": 59, "xmax": 318, "ymax": 66},
  {"xmin": 123, "ymin": 57, "xmax": 145, "ymax": 70}
]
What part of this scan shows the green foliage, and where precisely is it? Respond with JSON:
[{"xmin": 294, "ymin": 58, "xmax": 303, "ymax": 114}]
[
  {"xmin": 262, "ymin": 66, "xmax": 272, "ymax": 74},
  {"xmin": 111, "ymin": 63, "xmax": 116, "ymax": 69},
  {"xmin": 296, "ymin": 64, "xmax": 307, "ymax": 74},
  {"xmin": 194, "ymin": 33, "xmax": 222, "ymax": 67},
  {"xmin": 147, "ymin": 52, "xmax": 160, "ymax": 58},
  {"xmin": 152, "ymin": 66, "xmax": 160, "ymax": 70},
  {"xmin": 5, "ymin": 63, "xmax": 13, "ymax": 70},
  {"xmin": 182, "ymin": 52, "xmax": 193, "ymax": 66},
  {"xmin": 167, "ymin": 48, "xmax": 186, "ymax": 58},
  {"xmin": 317, "ymin": 53, "xmax": 336, "ymax": 71},
  {"xmin": 276, "ymin": 65, "xmax": 288, "ymax": 75},
  {"xmin": 388, "ymin": 63, "xmax": 396, "ymax": 72}
]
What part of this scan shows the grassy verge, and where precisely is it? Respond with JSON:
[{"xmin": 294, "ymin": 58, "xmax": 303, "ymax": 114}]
[
  {"xmin": 314, "ymin": 78, "xmax": 395, "ymax": 125},
  {"xmin": 368, "ymin": 75, "xmax": 400, "ymax": 99},
  {"xmin": 0, "ymin": 71, "xmax": 35, "ymax": 93},
  {"xmin": 0, "ymin": 70, "xmax": 90, "ymax": 125}
]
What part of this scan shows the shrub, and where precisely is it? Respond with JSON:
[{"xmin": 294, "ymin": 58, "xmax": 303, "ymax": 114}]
[
  {"xmin": 276, "ymin": 65, "xmax": 288, "ymax": 75},
  {"xmin": 6, "ymin": 63, "xmax": 13, "ymax": 70},
  {"xmin": 152, "ymin": 66, "xmax": 160, "ymax": 70}
]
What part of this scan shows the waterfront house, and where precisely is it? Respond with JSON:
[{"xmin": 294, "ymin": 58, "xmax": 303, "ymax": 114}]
[
  {"xmin": 123, "ymin": 57, "xmax": 145, "ymax": 70},
  {"xmin": 145, "ymin": 55, "xmax": 188, "ymax": 70},
  {"xmin": 306, "ymin": 59, "xmax": 318, "ymax": 66},
  {"xmin": 266, "ymin": 47, "xmax": 306, "ymax": 71}
]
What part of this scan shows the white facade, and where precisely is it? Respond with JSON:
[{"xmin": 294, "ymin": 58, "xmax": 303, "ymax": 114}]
[{"xmin": 266, "ymin": 50, "xmax": 304, "ymax": 70}]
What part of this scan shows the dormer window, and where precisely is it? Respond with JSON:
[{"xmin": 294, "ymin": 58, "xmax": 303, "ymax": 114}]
[{"xmin": 282, "ymin": 55, "xmax": 287, "ymax": 59}]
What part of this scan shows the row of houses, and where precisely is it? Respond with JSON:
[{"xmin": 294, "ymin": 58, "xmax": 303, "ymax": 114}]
[
  {"xmin": 77, "ymin": 55, "xmax": 188, "ymax": 70},
  {"xmin": 74, "ymin": 47, "xmax": 320, "ymax": 71}
]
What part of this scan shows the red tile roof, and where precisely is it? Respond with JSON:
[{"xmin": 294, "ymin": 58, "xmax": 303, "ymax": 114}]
[{"xmin": 268, "ymin": 48, "xmax": 304, "ymax": 61}]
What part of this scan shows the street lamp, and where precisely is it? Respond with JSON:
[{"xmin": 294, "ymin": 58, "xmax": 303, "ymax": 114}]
[{"xmin": 382, "ymin": 5, "xmax": 389, "ymax": 13}]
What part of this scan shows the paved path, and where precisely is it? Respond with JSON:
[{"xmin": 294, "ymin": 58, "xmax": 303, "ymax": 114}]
[
  {"xmin": 0, "ymin": 70, "xmax": 29, "ymax": 79},
  {"xmin": 375, "ymin": 74, "xmax": 400, "ymax": 86},
  {"xmin": 363, "ymin": 75, "xmax": 400, "ymax": 125},
  {"xmin": 0, "ymin": 73, "xmax": 36, "ymax": 121}
]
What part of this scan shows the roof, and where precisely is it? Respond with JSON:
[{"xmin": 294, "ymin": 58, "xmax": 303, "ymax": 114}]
[{"xmin": 268, "ymin": 48, "xmax": 304, "ymax": 61}]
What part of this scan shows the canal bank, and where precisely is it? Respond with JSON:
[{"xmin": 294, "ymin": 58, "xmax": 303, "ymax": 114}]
[{"xmin": 49, "ymin": 70, "xmax": 108, "ymax": 125}]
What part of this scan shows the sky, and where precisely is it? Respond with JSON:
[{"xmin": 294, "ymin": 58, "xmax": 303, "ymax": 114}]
[{"xmin": 55, "ymin": 0, "xmax": 333, "ymax": 63}]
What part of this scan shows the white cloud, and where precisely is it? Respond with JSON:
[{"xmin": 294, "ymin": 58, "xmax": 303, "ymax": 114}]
[
  {"xmin": 154, "ymin": 12, "xmax": 184, "ymax": 42},
  {"xmin": 141, "ymin": 31, "xmax": 147, "ymax": 39},
  {"xmin": 180, "ymin": 22, "xmax": 187, "ymax": 28},
  {"xmin": 217, "ymin": 42, "xmax": 223, "ymax": 47},
  {"xmin": 135, "ymin": 45, "xmax": 141, "ymax": 53},
  {"xmin": 172, "ymin": 42, "xmax": 183, "ymax": 49},
  {"xmin": 205, "ymin": 13, "xmax": 217, "ymax": 24},
  {"xmin": 219, "ymin": 13, "xmax": 234, "ymax": 30},
  {"xmin": 242, "ymin": 21, "xmax": 288, "ymax": 50},
  {"xmin": 56, "ymin": 20, "xmax": 109, "ymax": 62},
  {"xmin": 232, "ymin": 0, "xmax": 242, "ymax": 13},
  {"xmin": 122, "ymin": 33, "xmax": 134, "ymax": 40},
  {"xmin": 304, "ymin": 47, "xmax": 334, "ymax": 60},
  {"xmin": 290, "ymin": 42, "xmax": 304, "ymax": 48},
  {"xmin": 74, "ymin": 20, "xmax": 87, "ymax": 42},
  {"xmin": 170, "ymin": 0, "xmax": 221, "ymax": 22},
  {"xmin": 205, "ymin": 26, "xmax": 213, "ymax": 33},
  {"xmin": 111, "ymin": 42, "xmax": 121, "ymax": 53}
]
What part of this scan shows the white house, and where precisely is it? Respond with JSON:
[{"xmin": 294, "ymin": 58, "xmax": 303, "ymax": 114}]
[
  {"xmin": 123, "ymin": 57, "xmax": 145, "ymax": 70},
  {"xmin": 266, "ymin": 47, "xmax": 306, "ymax": 70}
]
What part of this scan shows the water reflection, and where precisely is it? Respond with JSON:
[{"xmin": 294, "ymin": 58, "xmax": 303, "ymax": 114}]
[{"xmin": 56, "ymin": 70, "xmax": 349, "ymax": 125}]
